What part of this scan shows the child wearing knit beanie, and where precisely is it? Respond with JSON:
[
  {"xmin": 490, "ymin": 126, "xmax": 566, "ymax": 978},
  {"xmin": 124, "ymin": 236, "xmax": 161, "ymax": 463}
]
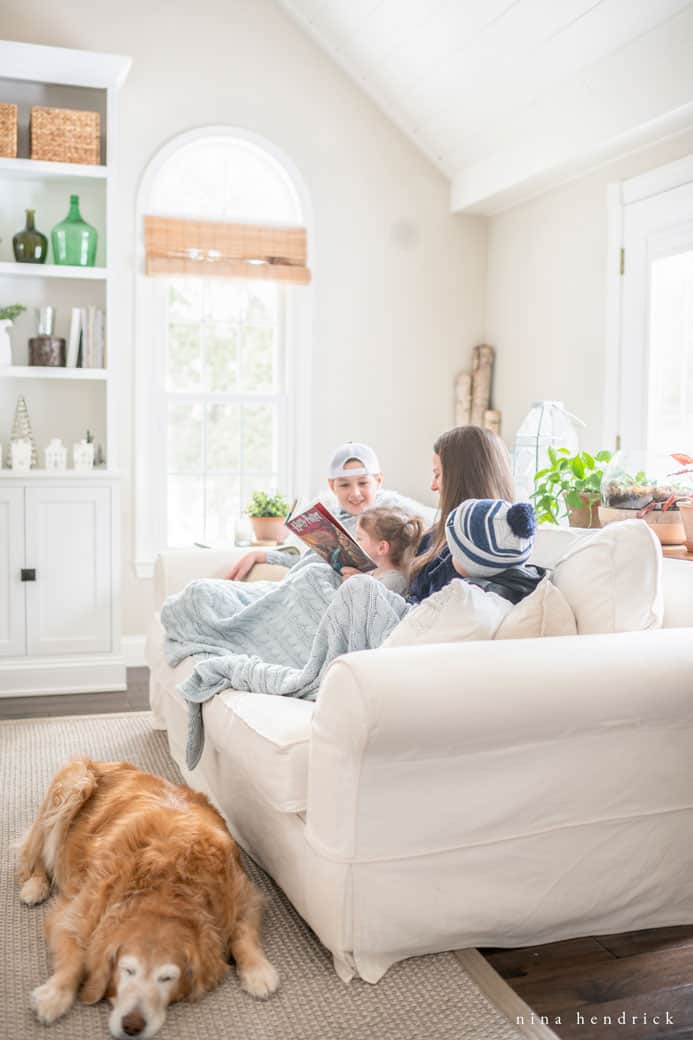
[{"xmin": 444, "ymin": 499, "xmax": 542, "ymax": 603}]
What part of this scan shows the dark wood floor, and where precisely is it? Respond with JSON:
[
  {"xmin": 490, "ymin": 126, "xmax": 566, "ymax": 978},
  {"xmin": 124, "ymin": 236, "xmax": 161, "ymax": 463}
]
[
  {"xmin": 482, "ymin": 929, "xmax": 693, "ymax": 1039},
  {"xmin": 0, "ymin": 666, "xmax": 150, "ymax": 719},
  {"xmin": 3, "ymin": 669, "xmax": 691, "ymax": 1039}
]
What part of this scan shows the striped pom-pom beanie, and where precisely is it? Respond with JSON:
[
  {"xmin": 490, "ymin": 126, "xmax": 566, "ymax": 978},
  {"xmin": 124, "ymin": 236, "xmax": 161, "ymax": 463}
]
[{"xmin": 445, "ymin": 499, "xmax": 536, "ymax": 578}]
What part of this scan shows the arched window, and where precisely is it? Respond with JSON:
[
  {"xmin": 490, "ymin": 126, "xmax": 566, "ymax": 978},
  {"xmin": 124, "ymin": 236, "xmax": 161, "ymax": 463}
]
[{"xmin": 135, "ymin": 129, "xmax": 312, "ymax": 575}]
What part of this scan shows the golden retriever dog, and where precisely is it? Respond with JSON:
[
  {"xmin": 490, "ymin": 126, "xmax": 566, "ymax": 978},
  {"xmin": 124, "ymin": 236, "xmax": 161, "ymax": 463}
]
[{"xmin": 16, "ymin": 758, "xmax": 279, "ymax": 1038}]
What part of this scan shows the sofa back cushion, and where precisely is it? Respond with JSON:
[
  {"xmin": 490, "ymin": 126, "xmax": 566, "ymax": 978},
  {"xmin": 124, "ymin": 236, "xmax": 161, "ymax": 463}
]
[
  {"xmin": 551, "ymin": 519, "xmax": 663, "ymax": 634},
  {"xmin": 495, "ymin": 577, "xmax": 577, "ymax": 640},
  {"xmin": 382, "ymin": 578, "xmax": 510, "ymax": 648}
]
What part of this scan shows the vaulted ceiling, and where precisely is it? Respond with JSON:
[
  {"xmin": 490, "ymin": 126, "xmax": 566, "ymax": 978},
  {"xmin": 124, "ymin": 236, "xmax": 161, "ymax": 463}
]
[{"xmin": 279, "ymin": 0, "xmax": 693, "ymax": 212}]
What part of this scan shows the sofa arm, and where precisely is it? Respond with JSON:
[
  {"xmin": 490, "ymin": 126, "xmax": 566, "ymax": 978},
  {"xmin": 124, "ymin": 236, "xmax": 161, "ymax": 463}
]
[
  {"xmin": 152, "ymin": 548, "xmax": 288, "ymax": 609},
  {"xmin": 306, "ymin": 628, "xmax": 693, "ymax": 862}
]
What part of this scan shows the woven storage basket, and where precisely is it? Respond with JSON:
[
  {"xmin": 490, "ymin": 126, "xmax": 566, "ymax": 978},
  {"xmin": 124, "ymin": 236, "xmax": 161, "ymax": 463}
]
[
  {"xmin": 30, "ymin": 106, "xmax": 100, "ymax": 165},
  {"xmin": 0, "ymin": 103, "xmax": 18, "ymax": 158}
]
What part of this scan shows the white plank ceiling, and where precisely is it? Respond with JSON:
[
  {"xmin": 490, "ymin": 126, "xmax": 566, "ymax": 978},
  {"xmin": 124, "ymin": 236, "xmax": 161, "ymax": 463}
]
[{"xmin": 278, "ymin": 0, "xmax": 693, "ymax": 211}]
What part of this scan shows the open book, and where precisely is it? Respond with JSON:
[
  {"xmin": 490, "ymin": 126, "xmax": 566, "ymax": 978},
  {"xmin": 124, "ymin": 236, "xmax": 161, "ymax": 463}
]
[{"xmin": 286, "ymin": 502, "xmax": 376, "ymax": 574}]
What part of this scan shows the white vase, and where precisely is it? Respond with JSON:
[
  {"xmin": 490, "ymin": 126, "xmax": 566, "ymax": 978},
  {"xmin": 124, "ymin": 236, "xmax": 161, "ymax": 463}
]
[{"xmin": 0, "ymin": 319, "xmax": 13, "ymax": 367}]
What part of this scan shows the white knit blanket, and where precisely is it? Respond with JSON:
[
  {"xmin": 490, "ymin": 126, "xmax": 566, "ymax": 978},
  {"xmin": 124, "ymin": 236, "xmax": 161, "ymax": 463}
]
[{"xmin": 161, "ymin": 565, "xmax": 409, "ymax": 768}]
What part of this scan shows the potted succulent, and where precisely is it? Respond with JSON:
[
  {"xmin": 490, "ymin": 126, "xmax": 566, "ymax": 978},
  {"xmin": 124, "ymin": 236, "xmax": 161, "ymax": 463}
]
[
  {"xmin": 533, "ymin": 448, "xmax": 612, "ymax": 528},
  {"xmin": 246, "ymin": 490, "xmax": 291, "ymax": 543},
  {"xmin": 0, "ymin": 304, "xmax": 26, "ymax": 367}
]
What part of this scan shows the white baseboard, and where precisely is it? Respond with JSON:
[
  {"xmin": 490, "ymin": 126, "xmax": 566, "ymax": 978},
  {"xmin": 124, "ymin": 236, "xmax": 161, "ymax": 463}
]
[
  {"xmin": 122, "ymin": 635, "xmax": 147, "ymax": 669},
  {"xmin": 0, "ymin": 655, "xmax": 127, "ymax": 697}
]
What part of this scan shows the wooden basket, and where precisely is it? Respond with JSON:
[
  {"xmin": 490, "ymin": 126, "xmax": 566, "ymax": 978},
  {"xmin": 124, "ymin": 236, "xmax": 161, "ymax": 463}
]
[
  {"xmin": 30, "ymin": 106, "xmax": 100, "ymax": 165},
  {"xmin": 0, "ymin": 103, "xmax": 18, "ymax": 158}
]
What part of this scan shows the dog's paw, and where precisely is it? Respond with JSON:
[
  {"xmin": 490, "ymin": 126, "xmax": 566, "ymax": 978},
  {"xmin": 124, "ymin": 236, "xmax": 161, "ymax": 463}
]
[
  {"xmin": 20, "ymin": 875, "xmax": 50, "ymax": 906},
  {"xmin": 31, "ymin": 979, "xmax": 74, "ymax": 1023},
  {"xmin": 239, "ymin": 958, "xmax": 280, "ymax": 999}
]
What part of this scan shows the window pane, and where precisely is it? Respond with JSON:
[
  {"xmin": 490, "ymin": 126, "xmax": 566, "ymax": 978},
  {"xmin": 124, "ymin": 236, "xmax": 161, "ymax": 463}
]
[
  {"xmin": 206, "ymin": 280, "xmax": 245, "ymax": 322},
  {"xmin": 240, "ymin": 325, "xmax": 275, "ymax": 391},
  {"xmin": 168, "ymin": 477, "xmax": 203, "ymax": 547},
  {"xmin": 649, "ymin": 251, "xmax": 693, "ymax": 451},
  {"xmin": 168, "ymin": 402, "xmax": 202, "ymax": 472},
  {"xmin": 243, "ymin": 404, "xmax": 275, "ymax": 472},
  {"xmin": 205, "ymin": 476, "xmax": 241, "ymax": 545},
  {"xmin": 168, "ymin": 279, "xmax": 202, "ymax": 322},
  {"xmin": 205, "ymin": 323, "xmax": 239, "ymax": 392},
  {"xmin": 244, "ymin": 283, "xmax": 277, "ymax": 325},
  {"xmin": 168, "ymin": 324, "xmax": 201, "ymax": 390},
  {"xmin": 207, "ymin": 403, "xmax": 241, "ymax": 471}
]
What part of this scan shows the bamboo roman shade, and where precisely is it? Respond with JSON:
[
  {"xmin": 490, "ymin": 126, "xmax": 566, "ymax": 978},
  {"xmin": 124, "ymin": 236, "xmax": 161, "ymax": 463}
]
[{"xmin": 144, "ymin": 215, "xmax": 311, "ymax": 285}]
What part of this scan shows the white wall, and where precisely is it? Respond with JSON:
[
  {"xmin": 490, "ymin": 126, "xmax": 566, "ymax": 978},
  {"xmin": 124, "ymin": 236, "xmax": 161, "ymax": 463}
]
[
  {"xmin": 485, "ymin": 129, "xmax": 693, "ymax": 454},
  {"xmin": 1, "ymin": 0, "xmax": 486, "ymax": 636}
]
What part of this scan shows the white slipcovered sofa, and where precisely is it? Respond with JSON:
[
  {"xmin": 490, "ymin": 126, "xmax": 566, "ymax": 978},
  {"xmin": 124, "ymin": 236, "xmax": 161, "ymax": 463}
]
[{"xmin": 147, "ymin": 524, "xmax": 693, "ymax": 984}]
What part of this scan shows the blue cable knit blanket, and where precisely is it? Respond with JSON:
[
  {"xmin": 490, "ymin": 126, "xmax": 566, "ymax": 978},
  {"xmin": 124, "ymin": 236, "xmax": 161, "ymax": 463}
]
[{"xmin": 161, "ymin": 565, "xmax": 409, "ymax": 769}]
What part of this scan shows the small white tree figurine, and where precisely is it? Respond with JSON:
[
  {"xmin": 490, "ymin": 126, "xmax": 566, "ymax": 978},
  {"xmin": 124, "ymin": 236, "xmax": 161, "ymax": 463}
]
[
  {"xmin": 0, "ymin": 304, "xmax": 26, "ymax": 368},
  {"xmin": 11, "ymin": 395, "xmax": 38, "ymax": 467}
]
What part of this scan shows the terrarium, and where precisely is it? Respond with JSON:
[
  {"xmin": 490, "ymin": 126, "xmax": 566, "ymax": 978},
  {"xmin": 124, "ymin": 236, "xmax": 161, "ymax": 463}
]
[{"xmin": 600, "ymin": 450, "xmax": 693, "ymax": 545}]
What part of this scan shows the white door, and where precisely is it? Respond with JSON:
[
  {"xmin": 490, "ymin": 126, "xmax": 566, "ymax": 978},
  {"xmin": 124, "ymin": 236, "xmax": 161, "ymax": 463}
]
[
  {"xmin": 620, "ymin": 179, "xmax": 693, "ymax": 452},
  {"xmin": 25, "ymin": 486, "xmax": 112, "ymax": 656},
  {"xmin": 0, "ymin": 487, "xmax": 25, "ymax": 657}
]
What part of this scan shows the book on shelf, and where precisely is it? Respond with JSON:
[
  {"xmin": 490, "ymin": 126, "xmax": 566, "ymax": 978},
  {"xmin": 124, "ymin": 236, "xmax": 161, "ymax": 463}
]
[
  {"xmin": 286, "ymin": 502, "xmax": 376, "ymax": 574},
  {"xmin": 66, "ymin": 306, "xmax": 106, "ymax": 369}
]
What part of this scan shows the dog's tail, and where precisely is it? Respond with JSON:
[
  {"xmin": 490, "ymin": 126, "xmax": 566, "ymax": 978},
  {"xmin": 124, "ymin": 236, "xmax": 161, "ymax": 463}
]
[{"xmin": 16, "ymin": 757, "xmax": 99, "ymax": 883}]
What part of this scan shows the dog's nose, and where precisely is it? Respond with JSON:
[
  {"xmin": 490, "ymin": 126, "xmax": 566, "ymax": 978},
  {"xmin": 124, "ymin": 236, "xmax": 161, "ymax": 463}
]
[{"xmin": 121, "ymin": 1009, "xmax": 146, "ymax": 1036}]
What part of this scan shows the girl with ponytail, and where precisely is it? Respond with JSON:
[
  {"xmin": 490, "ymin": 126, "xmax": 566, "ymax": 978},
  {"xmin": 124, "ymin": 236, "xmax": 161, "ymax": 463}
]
[{"xmin": 341, "ymin": 507, "xmax": 425, "ymax": 596}]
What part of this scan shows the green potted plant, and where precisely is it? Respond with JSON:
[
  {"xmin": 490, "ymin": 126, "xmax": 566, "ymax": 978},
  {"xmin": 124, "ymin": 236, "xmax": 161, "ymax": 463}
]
[
  {"xmin": 246, "ymin": 490, "xmax": 291, "ymax": 543},
  {"xmin": 533, "ymin": 448, "xmax": 612, "ymax": 528},
  {"xmin": 0, "ymin": 303, "xmax": 26, "ymax": 367}
]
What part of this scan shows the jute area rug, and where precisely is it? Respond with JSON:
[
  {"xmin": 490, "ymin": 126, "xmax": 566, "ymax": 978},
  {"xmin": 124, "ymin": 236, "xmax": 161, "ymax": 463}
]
[{"xmin": 1, "ymin": 712, "xmax": 557, "ymax": 1040}]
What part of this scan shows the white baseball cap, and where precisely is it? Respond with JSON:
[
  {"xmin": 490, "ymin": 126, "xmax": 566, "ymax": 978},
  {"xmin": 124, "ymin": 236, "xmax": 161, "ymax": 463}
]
[{"xmin": 328, "ymin": 442, "xmax": 381, "ymax": 478}]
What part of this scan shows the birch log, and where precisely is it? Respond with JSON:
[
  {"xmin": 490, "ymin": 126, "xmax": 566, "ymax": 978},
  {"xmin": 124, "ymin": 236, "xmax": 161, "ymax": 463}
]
[{"xmin": 470, "ymin": 344, "xmax": 495, "ymax": 426}]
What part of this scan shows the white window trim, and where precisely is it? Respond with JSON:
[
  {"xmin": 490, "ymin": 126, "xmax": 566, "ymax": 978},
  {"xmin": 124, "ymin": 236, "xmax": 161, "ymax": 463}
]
[
  {"xmin": 134, "ymin": 126, "xmax": 313, "ymax": 578},
  {"xmin": 604, "ymin": 153, "xmax": 693, "ymax": 451}
]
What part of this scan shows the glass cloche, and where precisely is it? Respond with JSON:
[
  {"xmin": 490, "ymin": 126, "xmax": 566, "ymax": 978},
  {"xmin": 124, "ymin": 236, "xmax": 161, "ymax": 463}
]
[{"xmin": 601, "ymin": 451, "xmax": 693, "ymax": 512}]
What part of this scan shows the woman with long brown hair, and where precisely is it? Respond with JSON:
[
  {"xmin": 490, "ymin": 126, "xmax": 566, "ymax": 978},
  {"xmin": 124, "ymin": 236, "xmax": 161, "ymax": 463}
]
[{"xmin": 409, "ymin": 425, "xmax": 515, "ymax": 603}]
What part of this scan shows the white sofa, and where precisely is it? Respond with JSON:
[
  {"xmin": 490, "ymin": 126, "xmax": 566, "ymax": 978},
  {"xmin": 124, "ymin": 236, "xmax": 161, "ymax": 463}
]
[{"xmin": 147, "ymin": 526, "xmax": 693, "ymax": 984}]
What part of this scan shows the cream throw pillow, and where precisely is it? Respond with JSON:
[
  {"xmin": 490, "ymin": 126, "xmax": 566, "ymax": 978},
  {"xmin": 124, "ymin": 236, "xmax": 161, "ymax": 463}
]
[
  {"xmin": 383, "ymin": 579, "xmax": 511, "ymax": 648},
  {"xmin": 551, "ymin": 519, "xmax": 663, "ymax": 634},
  {"xmin": 494, "ymin": 577, "xmax": 577, "ymax": 640}
]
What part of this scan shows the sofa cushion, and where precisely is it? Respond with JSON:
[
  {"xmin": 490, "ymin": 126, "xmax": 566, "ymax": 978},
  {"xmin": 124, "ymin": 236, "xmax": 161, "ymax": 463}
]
[
  {"xmin": 495, "ymin": 577, "xmax": 577, "ymax": 640},
  {"xmin": 203, "ymin": 692, "xmax": 314, "ymax": 813},
  {"xmin": 382, "ymin": 578, "xmax": 510, "ymax": 648},
  {"xmin": 551, "ymin": 519, "xmax": 663, "ymax": 634}
]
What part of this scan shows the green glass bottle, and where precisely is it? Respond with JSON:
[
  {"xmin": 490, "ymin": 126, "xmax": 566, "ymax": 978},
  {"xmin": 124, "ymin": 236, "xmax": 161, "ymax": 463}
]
[
  {"xmin": 12, "ymin": 209, "xmax": 48, "ymax": 263},
  {"xmin": 51, "ymin": 194, "xmax": 98, "ymax": 267}
]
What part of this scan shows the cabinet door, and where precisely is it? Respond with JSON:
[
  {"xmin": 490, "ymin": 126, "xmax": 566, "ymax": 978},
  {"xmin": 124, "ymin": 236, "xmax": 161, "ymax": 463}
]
[
  {"xmin": 0, "ymin": 487, "xmax": 26, "ymax": 657},
  {"xmin": 25, "ymin": 486, "xmax": 112, "ymax": 656}
]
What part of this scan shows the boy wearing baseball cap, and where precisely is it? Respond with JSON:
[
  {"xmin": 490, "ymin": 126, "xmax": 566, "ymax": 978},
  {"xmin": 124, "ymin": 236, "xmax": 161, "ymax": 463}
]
[{"xmin": 227, "ymin": 441, "xmax": 401, "ymax": 580}]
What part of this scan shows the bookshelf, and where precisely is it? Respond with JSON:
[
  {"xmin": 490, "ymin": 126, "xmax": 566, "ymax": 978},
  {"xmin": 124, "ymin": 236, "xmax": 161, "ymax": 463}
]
[{"xmin": 0, "ymin": 39, "xmax": 131, "ymax": 696}]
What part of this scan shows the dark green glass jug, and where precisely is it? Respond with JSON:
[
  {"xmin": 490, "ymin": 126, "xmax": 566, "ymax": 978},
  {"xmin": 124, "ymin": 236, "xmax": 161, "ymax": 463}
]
[
  {"xmin": 51, "ymin": 195, "xmax": 98, "ymax": 267},
  {"xmin": 13, "ymin": 209, "xmax": 48, "ymax": 263}
]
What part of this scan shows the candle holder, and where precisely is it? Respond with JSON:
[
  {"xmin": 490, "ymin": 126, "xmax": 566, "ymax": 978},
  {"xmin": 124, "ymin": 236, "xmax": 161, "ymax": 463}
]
[
  {"xmin": 73, "ymin": 439, "xmax": 95, "ymax": 471},
  {"xmin": 45, "ymin": 438, "xmax": 67, "ymax": 471},
  {"xmin": 11, "ymin": 438, "xmax": 32, "ymax": 472}
]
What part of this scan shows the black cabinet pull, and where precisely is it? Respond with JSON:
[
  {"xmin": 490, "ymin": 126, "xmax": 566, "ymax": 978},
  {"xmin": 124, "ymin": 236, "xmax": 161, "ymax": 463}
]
[{"xmin": 21, "ymin": 569, "xmax": 36, "ymax": 582}]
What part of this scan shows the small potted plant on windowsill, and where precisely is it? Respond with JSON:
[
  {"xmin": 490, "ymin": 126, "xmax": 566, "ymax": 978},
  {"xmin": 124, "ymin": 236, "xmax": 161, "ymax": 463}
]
[
  {"xmin": 246, "ymin": 490, "xmax": 291, "ymax": 544},
  {"xmin": 533, "ymin": 448, "xmax": 613, "ymax": 528}
]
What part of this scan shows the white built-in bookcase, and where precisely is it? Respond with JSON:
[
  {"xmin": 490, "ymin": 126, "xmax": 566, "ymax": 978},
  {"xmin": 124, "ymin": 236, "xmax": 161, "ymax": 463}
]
[{"xmin": 0, "ymin": 40, "xmax": 131, "ymax": 696}]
